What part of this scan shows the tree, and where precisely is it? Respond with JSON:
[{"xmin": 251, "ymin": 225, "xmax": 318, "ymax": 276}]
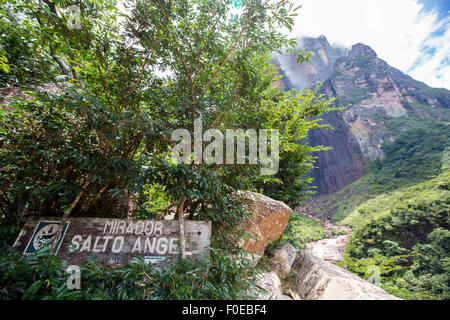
[
  {"xmin": 0, "ymin": 0, "xmax": 339, "ymax": 300},
  {"xmin": 0, "ymin": 6, "xmax": 56, "ymax": 86},
  {"xmin": 1, "ymin": 0, "xmax": 333, "ymax": 248}
]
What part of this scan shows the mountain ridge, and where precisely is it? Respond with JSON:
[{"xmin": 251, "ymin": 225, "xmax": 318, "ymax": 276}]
[{"xmin": 274, "ymin": 36, "xmax": 450, "ymax": 195}]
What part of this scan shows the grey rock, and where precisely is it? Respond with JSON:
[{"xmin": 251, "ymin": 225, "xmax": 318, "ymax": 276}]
[
  {"xmin": 269, "ymin": 243, "xmax": 298, "ymax": 278},
  {"xmin": 289, "ymin": 251, "xmax": 400, "ymax": 300},
  {"xmin": 253, "ymin": 271, "xmax": 285, "ymax": 300}
]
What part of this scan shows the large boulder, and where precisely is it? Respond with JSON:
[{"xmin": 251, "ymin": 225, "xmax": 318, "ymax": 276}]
[
  {"xmin": 288, "ymin": 251, "xmax": 400, "ymax": 300},
  {"xmin": 268, "ymin": 243, "xmax": 298, "ymax": 278},
  {"xmin": 252, "ymin": 271, "xmax": 292, "ymax": 300},
  {"xmin": 237, "ymin": 191, "xmax": 292, "ymax": 256}
]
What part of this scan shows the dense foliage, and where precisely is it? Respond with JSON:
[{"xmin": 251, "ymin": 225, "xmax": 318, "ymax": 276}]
[
  {"xmin": 305, "ymin": 117, "xmax": 449, "ymax": 299},
  {"xmin": 0, "ymin": 9, "xmax": 56, "ymax": 86},
  {"xmin": 0, "ymin": 243, "xmax": 258, "ymax": 300},
  {"xmin": 306, "ymin": 120, "xmax": 450, "ymax": 224},
  {"xmin": 367, "ymin": 121, "xmax": 449, "ymax": 194},
  {"xmin": 339, "ymin": 156, "xmax": 449, "ymax": 299},
  {"xmin": 278, "ymin": 214, "xmax": 327, "ymax": 249}
]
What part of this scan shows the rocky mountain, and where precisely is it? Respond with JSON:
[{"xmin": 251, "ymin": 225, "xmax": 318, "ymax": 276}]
[{"xmin": 275, "ymin": 36, "xmax": 450, "ymax": 194}]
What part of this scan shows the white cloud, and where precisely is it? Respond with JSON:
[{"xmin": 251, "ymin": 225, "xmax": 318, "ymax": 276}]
[
  {"xmin": 408, "ymin": 20, "xmax": 450, "ymax": 89},
  {"xmin": 292, "ymin": 0, "xmax": 449, "ymax": 89}
]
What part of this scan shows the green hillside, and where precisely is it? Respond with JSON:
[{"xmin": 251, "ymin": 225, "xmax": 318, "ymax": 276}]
[
  {"xmin": 308, "ymin": 122, "xmax": 449, "ymax": 299},
  {"xmin": 308, "ymin": 120, "xmax": 449, "ymax": 224},
  {"xmin": 340, "ymin": 167, "xmax": 449, "ymax": 299}
]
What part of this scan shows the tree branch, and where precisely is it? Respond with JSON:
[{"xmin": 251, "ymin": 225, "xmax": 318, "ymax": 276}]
[
  {"xmin": 177, "ymin": 196, "xmax": 187, "ymax": 259},
  {"xmin": 196, "ymin": 8, "xmax": 255, "ymax": 103},
  {"xmin": 51, "ymin": 172, "xmax": 94, "ymax": 250},
  {"xmin": 173, "ymin": 42, "xmax": 195, "ymax": 101},
  {"xmin": 121, "ymin": 1, "xmax": 177, "ymax": 110}
]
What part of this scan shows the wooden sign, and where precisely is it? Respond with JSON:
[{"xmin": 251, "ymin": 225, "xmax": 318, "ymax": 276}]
[{"xmin": 13, "ymin": 217, "xmax": 211, "ymax": 268}]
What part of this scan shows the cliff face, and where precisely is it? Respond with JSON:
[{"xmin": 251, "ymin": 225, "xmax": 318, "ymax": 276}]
[
  {"xmin": 277, "ymin": 37, "xmax": 450, "ymax": 194},
  {"xmin": 308, "ymin": 110, "xmax": 367, "ymax": 195},
  {"xmin": 322, "ymin": 43, "xmax": 449, "ymax": 161}
]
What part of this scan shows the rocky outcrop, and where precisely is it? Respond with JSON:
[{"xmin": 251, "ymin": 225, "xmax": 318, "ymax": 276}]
[
  {"xmin": 288, "ymin": 251, "xmax": 400, "ymax": 300},
  {"xmin": 306, "ymin": 235, "xmax": 350, "ymax": 264},
  {"xmin": 236, "ymin": 192, "xmax": 294, "ymax": 300},
  {"xmin": 268, "ymin": 243, "xmax": 297, "ymax": 278},
  {"xmin": 253, "ymin": 271, "xmax": 292, "ymax": 300},
  {"xmin": 238, "ymin": 191, "xmax": 292, "ymax": 256},
  {"xmin": 237, "ymin": 193, "xmax": 399, "ymax": 300},
  {"xmin": 257, "ymin": 247, "xmax": 400, "ymax": 300}
]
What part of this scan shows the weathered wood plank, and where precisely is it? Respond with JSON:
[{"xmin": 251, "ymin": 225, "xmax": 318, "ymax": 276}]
[{"xmin": 12, "ymin": 217, "xmax": 211, "ymax": 269}]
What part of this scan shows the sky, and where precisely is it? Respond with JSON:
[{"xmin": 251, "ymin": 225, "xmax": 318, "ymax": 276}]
[{"xmin": 291, "ymin": 0, "xmax": 450, "ymax": 89}]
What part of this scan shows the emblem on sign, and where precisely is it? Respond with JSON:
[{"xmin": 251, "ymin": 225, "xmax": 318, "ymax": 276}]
[{"xmin": 24, "ymin": 221, "xmax": 69, "ymax": 254}]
